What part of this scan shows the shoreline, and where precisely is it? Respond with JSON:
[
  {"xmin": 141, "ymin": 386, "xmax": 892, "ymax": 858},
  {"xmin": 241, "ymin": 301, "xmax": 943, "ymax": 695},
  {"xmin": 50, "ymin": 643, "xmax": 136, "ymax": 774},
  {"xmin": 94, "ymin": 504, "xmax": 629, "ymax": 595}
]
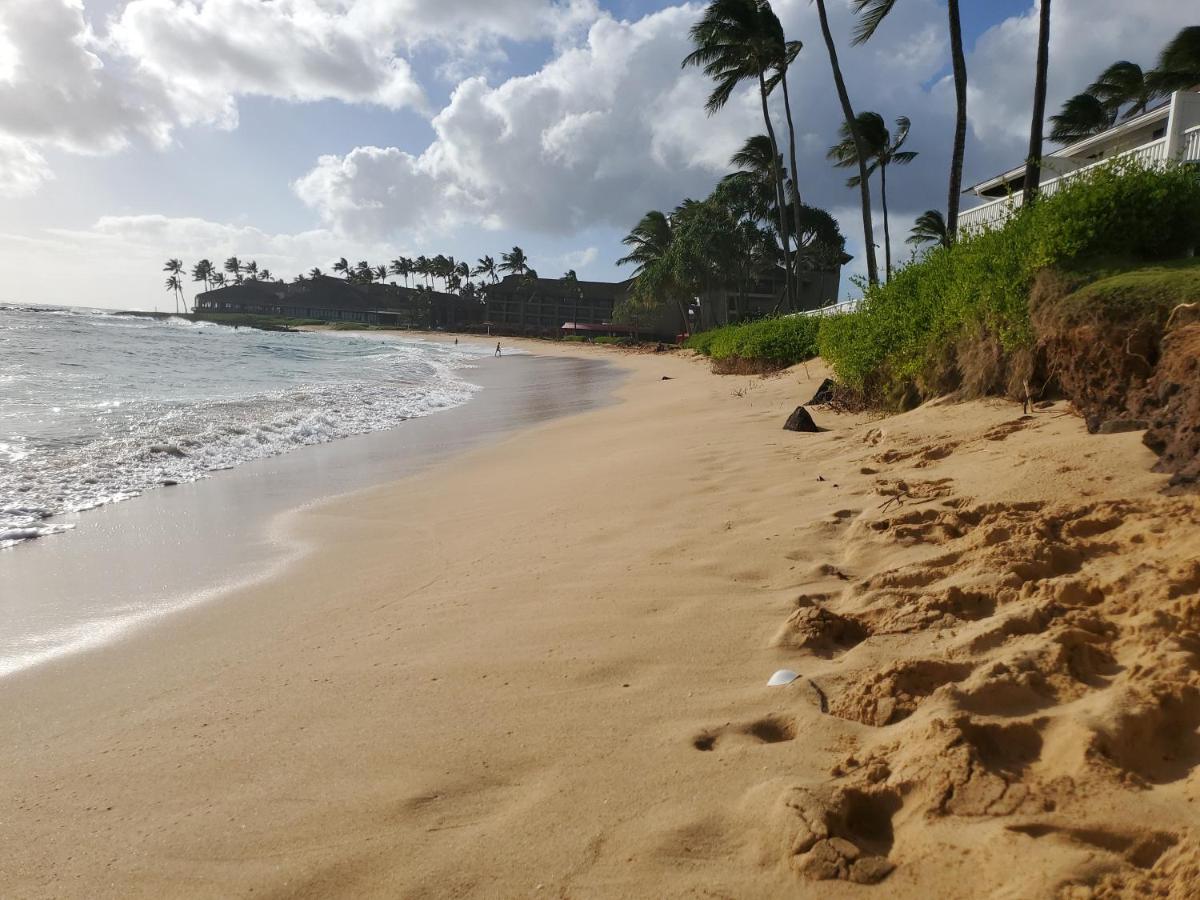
[
  {"xmin": 3, "ymin": 346, "xmax": 1197, "ymax": 897},
  {"xmin": 0, "ymin": 344, "xmax": 623, "ymax": 679}
]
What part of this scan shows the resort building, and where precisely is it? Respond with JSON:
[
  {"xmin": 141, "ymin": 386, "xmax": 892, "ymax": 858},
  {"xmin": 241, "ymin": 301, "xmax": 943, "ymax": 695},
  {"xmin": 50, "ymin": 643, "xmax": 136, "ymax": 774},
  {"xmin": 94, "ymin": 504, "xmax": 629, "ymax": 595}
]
[
  {"xmin": 959, "ymin": 87, "xmax": 1200, "ymax": 233},
  {"xmin": 484, "ymin": 274, "xmax": 684, "ymax": 340},
  {"xmin": 194, "ymin": 276, "xmax": 483, "ymax": 329},
  {"xmin": 696, "ymin": 265, "xmax": 843, "ymax": 331}
]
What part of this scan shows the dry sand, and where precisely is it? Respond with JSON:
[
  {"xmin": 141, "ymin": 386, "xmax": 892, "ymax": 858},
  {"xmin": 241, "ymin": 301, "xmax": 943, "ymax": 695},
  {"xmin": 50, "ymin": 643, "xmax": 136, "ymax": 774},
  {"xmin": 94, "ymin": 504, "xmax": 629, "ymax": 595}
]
[{"xmin": 2, "ymin": 341, "xmax": 1198, "ymax": 898}]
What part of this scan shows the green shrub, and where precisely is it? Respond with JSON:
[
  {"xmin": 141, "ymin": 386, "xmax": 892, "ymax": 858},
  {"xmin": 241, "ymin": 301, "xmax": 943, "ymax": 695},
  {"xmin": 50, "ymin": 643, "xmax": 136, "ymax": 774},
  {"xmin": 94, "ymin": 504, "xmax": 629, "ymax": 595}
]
[
  {"xmin": 685, "ymin": 316, "xmax": 821, "ymax": 370},
  {"xmin": 818, "ymin": 159, "xmax": 1200, "ymax": 404},
  {"xmin": 594, "ymin": 335, "xmax": 630, "ymax": 345}
]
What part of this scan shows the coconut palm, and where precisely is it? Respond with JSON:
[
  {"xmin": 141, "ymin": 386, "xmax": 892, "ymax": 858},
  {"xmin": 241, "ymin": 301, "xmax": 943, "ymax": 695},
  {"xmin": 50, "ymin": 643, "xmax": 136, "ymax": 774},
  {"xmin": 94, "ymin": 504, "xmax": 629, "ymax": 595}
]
[
  {"xmin": 389, "ymin": 258, "xmax": 410, "ymax": 287},
  {"xmin": 499, "ymin": 246, "xmax": 529, "ymax": 277},
  {"xmin": 683, "ymin": 0, "xmax": 795, "ymax": 303},
  {"xmin": 332, "ymin": 258, "xmax": 350, "ymax": 279},
  {"xmin": 309, "ymin": 267, "xmax": 323, "ymax": 279},
  {"xmin": 472, "ymin": 255, "xmax": 498, "ymax": 284},
  {"xmin": 851, "ymin": 0, "xmax": 967, "ymax": 240},
  {"xmin": 164, "ymin": 275, "xmax": 183, "ymax": 314},
  {"xmin": 1088, "ymin": 61, "xmax": 1154, "ymax": 122},
  {"xmin": 562, "ymin": 269, "xmax": 584, "ymax": 335},
  {"xmin": 1023, "ymin": 0, "xmax": 1052, "ymax": 206},
  {"xmin": 415, "ymin": 255, "xmax": 431, "ymax": 287},
  {"xmin": 727, "ymin": 134, "xmax": 788, "ymax": 223},
  {"xmin": 618, "ymin": 212, "xmax": 674, "ymax": 277},
  {"xmin": 190, "ymin": 259, "xmax": 213, "ymax": 293},
  {"xmin": 828, "ymin": 112, "xmax": 917, "ymax": 279},
  {"xmin": 813, "ymin": 0, "xmax": 879, "ymax": 285},
  {"xmin": 224, "ymin": 256, "xmax": 243, "ymax": 284},
  {"xmin": 1049, "ymin": 93, "xmax": 1109, "ymax": 143},
  {"xmin": 211, "ymin": 272, "xmax": 227, "ymax": 288},
  {"xmin": 259, "ymin": 268, "xmax": 272, "ymax": 282},
  {"xmin": 906, "ymin": 209, "xmax": 949, "ymax": 249},
  {"xmin": 1148, "ymin": 26, "xmax": 1200, "ymax": 96}
]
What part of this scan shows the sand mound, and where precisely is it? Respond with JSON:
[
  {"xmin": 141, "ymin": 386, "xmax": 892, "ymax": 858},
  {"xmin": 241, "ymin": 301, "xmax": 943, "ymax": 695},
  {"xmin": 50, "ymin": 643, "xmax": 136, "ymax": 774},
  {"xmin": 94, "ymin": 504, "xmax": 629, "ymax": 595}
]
[{"xmin": 753, "ymin": 405, "xmax": 1200, "ymax": 894}]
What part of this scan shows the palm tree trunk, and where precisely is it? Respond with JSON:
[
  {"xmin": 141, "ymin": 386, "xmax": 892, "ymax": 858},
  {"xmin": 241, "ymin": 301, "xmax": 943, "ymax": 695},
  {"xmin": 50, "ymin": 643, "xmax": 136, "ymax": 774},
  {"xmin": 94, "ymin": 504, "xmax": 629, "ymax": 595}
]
[
  {"xmin": 946, "ymin": 0, "xmax": 968, "ymax": 239},
  {"xmin": 757, "ymin": 73, "xmax": 794, "ymax": 309},
  {"xmin": 1023, "ymin": 0, "xmax": 1052, "ymax": 206},
  {"xmin": 779, "ymin": 68, "xmax": 804, "ymax": 306},
  {"xmin": 814, "ymin": 0, "xmax": 879, "ymax": 287},
  {"xmin": 880, "ymin": 163, "xmax": 891, "ymax": 280}
]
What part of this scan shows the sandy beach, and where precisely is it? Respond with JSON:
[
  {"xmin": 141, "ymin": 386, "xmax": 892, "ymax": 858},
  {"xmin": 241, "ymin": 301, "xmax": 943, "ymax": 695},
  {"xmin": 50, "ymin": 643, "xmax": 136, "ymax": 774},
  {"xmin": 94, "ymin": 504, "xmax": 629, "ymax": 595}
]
[{"xmin": 2, "ymin": 340, "xmax": 1198, "ymax": 898}]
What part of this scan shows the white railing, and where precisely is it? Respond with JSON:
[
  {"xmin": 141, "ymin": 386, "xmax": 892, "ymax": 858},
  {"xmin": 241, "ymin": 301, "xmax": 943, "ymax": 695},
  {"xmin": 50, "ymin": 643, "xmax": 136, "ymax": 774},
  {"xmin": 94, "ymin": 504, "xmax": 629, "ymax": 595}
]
[
  {"xmin": 797, "ymin": 298, "xmax": 861, "ymax": 317},
  {"xmin": 957, "ymin": 136, "xmax": 1170, "ymax": 235},
  {"xmin": 1184, "ymin": 126, "xmax": 1200, "ymax": 162}
]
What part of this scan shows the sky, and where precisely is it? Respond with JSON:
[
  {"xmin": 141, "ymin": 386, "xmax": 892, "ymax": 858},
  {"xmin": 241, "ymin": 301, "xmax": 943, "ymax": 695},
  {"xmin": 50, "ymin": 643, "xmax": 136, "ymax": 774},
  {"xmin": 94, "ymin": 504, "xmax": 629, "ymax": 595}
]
[{"xmin": 0, "ymin": 0, "xmax": 1193, "ymax": 310}]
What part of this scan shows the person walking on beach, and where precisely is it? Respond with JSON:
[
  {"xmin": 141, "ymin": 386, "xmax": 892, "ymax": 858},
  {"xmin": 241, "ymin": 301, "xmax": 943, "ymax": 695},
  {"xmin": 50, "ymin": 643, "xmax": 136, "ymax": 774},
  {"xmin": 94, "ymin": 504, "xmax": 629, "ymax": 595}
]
[{"xmin": 495, "ymin": 342, "xmax": 502, "ymax": 357}]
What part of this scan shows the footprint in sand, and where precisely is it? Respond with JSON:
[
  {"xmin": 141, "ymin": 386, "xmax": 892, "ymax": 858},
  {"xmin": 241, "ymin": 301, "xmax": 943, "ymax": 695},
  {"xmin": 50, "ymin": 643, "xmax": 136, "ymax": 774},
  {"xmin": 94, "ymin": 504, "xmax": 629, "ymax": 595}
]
[{"xmin": 692, "ymin": 715, "xmax": 796, "ymax": 752}]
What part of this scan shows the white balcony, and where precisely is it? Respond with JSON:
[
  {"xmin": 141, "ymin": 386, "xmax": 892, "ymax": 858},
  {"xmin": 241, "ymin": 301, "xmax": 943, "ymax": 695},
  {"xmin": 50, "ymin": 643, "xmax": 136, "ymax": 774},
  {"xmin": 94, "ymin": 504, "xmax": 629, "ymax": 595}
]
[{"xmin": 958, "ymin": 89, "xmax": 1200, "ymax": 235}]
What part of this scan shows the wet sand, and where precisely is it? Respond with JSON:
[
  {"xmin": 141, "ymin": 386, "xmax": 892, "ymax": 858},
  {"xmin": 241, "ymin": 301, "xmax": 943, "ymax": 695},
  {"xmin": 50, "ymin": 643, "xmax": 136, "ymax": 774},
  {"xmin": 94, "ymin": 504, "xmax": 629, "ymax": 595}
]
[
  {"xmin": 2, "ymin": 343, "xmax": 1198, "ymax": 897},
  {"xmin": 0, "ymin": 349, "xmax": 621, "ymax": 676}
]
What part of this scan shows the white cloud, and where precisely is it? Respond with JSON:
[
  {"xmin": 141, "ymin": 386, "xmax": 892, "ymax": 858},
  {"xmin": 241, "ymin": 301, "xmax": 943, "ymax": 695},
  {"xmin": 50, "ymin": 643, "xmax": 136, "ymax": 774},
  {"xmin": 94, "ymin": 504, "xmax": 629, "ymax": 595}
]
[
  {"xmin": 106, "ymin": 0, "xmax": 427, "ymax": 128},
  {"xmin": 0, "ymin": 0, "xmax": 605, "ymax": 196},
  {"xmin": 964, "ymin": 0, "xmax": 1197, "ymax": 149},
  {"xmin": 295, "ymin": 6, "xmax": 763, "ymax": 239},
  {"xmin": 0, "ymin": 0, "xmax": 175, "ymax": 155},
  {"xmin": 0, "ymin": 137, "xmax": 53, "ymax": 196}
]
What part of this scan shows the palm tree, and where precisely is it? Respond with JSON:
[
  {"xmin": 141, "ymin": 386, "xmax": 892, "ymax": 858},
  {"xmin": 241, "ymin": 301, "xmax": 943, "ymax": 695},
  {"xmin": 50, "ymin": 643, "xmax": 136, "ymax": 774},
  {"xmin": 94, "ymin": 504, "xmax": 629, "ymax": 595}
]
[
  {"xmin": 1088, "ymin": 61, "xmax": 1154, "ymax": 122},
  {"xmin": 223, "ymin": 256, "xmax": 243, "ymax": 284},
  {"xmin": 415, "ymin": 255, "xmax": 431, "ymax": 287},
  {"xmin": 498, "ymin": 246, "xmax": 529, "ymax": 277},
  {"xmin": 191, "ymin": 259, "xmax": 213, "ymax": 293},
  {"xmin": 308, "ymin": 267, "xmax": 324, "ymax": 279},
  {"xmin": 163, "ymin": 259, "xmax": 185, "ymax": 312},
  {"xmin": 259, "ymin": 268, "xmax": 272, "ymax": 282},
  {"xmin": 617, "ymin": 210, "xmax": 694, "ymax": 330},
  {"xmin": 683, "ymin": 0, "xmax": 795, "ymax": 304},
  {"xmin": 211, "ymin": 272, "xmax": 227, "ymax": 288},
  {"xmin": 164, "ymin": 274, "xmax": 183, "ymax": 314},
  {"xmin": 906, "ymin": 209, "xmax": 949, "ymax": 249},
  {"xmin": 813, "ymin": 0, "xmax": 879, "ymax": 285},
  {"xmin": 1147, "ymin": 26, "xmax": 1200, "ymax": 96},
  {"xmin": 242, "ymin": 260, "xmax": 259, "ymax": 281},
  {"xmin": 828, "ymin": 112, "xmax": 917, "ymax": 279},
  {"xmin": 472, "ymin": 255, "xmax": 498, "ymax": 284},
  {"xmin": 389, "ymin": 258, "xmax": 410, "ymax": 287},
  {"xmin": 562, "ymin": 269, "xmax": 584, "ymax": 335},
  {"xmin": 373, "ymin": 265, "xmax": 388, "ymax": 284},
  {"xmin": 1023, "ymin": 0, "xmax": 1052, "ymax": 207},
  {"xmin": 852, "ymin": 0, "xmax": 967, "ymax": 241},
  {"xmin": 1049, "ymin": 93, "xmax": 1109, "ymax": 143},
  {"xmin": 499, "ymin": 247, "xmax": 532, "ymax": 330}
]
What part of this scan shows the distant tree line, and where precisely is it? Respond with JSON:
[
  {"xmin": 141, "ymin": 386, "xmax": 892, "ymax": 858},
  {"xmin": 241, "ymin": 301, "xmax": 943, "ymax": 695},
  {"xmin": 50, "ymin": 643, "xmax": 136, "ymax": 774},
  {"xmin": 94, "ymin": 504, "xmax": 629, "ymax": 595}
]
[{"xmin": 158, "ymin": 246, "xmax": 568, "ymax": 314}]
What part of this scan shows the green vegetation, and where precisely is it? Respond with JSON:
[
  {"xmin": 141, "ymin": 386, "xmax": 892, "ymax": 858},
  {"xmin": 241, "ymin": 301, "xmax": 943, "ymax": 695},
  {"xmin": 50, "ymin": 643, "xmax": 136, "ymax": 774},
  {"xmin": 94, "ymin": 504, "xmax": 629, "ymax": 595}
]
[
  {"xmin": 1047, "ymin": 258, "xmax": 1200, "ymax": 327},
  {"xmin": 683, "ymin": 164, "xmax": 1200, "ymax": 402},
  {"xmin": 816, "ymin": 161, "xmax": 1200, "ymax": 404},
  {"xmin": 685, "ymin": 315, "xmax": 820, "ymax": 371}
]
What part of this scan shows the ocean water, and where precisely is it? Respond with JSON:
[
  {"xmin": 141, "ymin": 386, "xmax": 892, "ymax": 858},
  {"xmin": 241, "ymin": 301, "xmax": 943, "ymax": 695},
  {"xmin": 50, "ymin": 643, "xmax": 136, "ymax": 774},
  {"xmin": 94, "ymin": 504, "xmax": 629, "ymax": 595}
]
[{"xmin": 0, "ymin": 305, "xmax": 492, "ymax": 548}]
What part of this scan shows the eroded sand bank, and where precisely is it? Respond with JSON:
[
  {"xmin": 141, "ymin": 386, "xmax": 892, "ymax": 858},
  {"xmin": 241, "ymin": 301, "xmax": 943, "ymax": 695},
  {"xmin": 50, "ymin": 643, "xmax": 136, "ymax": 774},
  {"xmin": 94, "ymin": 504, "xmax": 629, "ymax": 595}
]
[{"xmin": 2, "ymin": 342, "xmax": 1197, "ymax": 898}]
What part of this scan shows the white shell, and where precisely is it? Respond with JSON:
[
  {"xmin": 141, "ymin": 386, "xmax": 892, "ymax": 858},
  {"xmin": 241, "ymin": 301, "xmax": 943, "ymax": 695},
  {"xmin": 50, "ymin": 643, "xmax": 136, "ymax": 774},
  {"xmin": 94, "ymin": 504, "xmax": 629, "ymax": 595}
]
[{"xmin": 767, "ymin": 669, "xmax": 800, "ymax": 686}]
